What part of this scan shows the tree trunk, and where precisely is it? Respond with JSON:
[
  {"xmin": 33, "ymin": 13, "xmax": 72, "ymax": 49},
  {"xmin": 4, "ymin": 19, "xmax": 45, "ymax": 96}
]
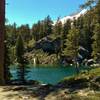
[{"xmin": 0, "ymin": 0, "xmax": 5, "ymax": 85}]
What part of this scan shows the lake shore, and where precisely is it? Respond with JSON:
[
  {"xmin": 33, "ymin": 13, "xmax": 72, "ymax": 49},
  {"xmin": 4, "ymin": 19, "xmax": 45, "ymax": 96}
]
[
  {"xmin": 0, "ymin": 85, "xmax": 100, "ymax": 100},
  {"xmin": 0, "ymin": 67, "xmax": 100, "ymax": 100}
]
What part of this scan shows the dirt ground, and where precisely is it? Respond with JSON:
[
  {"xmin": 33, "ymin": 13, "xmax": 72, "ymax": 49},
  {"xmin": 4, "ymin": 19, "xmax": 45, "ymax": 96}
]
[{"xmin": 0, "ymin": 85, "xmax": 100, "ymax": 100}]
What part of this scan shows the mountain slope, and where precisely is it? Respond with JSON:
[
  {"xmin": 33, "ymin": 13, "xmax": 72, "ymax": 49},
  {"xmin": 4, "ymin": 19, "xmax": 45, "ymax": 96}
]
[{"xmin": 54, "ymin": 9, "xmax": 87, "ymax": 24}]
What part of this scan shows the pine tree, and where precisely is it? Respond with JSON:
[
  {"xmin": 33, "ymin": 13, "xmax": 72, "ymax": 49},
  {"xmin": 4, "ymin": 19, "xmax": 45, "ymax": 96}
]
[
  {"xmin": 79, "ymin": 11, "xmax": 94, "ymax": 57},
  {"xmin": 92, "ymin": 23, "xmax": 100, "ymax": 61},
  {"xmin": 4, "ymin": 39, "xmax": 12, "ymax": 84},
  {"xmin": 16, "ymin": 34, "xmax": 28, "ymax": 84},
  {"xmin": 17, "ymin": 24, "xmax": 31, "ymax": 43},
  {"xmin": 63, "ymin": 27, "xmax": 80, "ymax": 73},
  {"xmin": 4, "ymin": 18, "xmax": 12, "ymax": 84},
  {"xmin": 80, "ymin": 26, "xmax": 92, "ymax": 56},
  {"xmin": 44, "ymin": 15, "xmax": 53, "ymax": 35},
  {"xmin": 31, "ymin": 20, "xmax": 45, "ymax": 41},
  {"xmin": 62, "ymin": 19, "xmax": 71, "ymax": 49},
  {"xmin": 63, "ymin": 19, "xmax": 71, "ymax": 37},
  {"xmin": 53, "ymin": 17, "xmax": 63, "ymax": 35},
  {"xmin": 31, "ymin": 23, "xmax": 39, "ymax": 41},
  {"xmin": 94, "ymin": 0, "xmax": 100, "ymax": 23},
  {"xmin": 64, "ymin": 27, "xmax": 80, "ymax": 57},
  {"xmin": 10, "ymin": 23, "xmax": 17, "ymax": 46}
]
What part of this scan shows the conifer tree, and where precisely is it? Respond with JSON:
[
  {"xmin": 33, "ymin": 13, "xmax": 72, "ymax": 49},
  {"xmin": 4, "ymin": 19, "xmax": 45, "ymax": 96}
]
[
  {"xmin": 16, "ymin": 34, "xmax": 28, "ymax": 84},
  {"xmin": 44, "ymin": 15, "xmax": 53, "ymax": 35},
  {"xmin": 63, "ymin": 27, "xmax": 80, "ymax": 73},
  {"xmin": 64, "ymin": 28, "xmax": 80, "ymax": 57},
  {"xmin": 10, "ymin": 23, "xmax": 17, "ymax": 45},
  {"xmin": 54, "ymin": 17, "xmax": 63, "ymax": 35},
  {"xmin": 4, "ymin": 35, "xmax": 12, "ymax": 84},
  {"xmin": 92, "ymin": 23, "xmax": 100, "ymax": 61},
  {"xmin": 17, "ymin": 24, "xmax": 30, "ymax": 43},
  {"xmin": 62, "ymin": 19, "xmax": 71, "ymax": 49}
]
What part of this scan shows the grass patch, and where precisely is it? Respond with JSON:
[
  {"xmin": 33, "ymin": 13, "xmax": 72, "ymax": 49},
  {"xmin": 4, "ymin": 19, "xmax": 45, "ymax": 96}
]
[{"xmin": 59, "ymin": 67, "xmax": 100, "ymax": 89}]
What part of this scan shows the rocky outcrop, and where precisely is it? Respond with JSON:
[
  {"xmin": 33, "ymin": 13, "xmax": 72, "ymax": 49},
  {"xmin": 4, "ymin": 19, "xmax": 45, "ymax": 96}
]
[{"xmin": 34, "ymin": 37, "xmax": 62, "ymax": 54}]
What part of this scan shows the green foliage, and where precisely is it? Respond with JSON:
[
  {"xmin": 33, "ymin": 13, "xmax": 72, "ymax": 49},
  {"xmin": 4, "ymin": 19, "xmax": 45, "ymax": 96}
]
[
  {"xmin": 63, "ymin": 27, "xmax": 80, "ymax": 58},
  {"xmin": 17, "ymin": 24, "xmax": 31, "ymax": 43},
  {"xmin": 31, "ymin": 15, "xmax": 53, "ymax": 41},
  {"xmin": 4, "ymin": 39, "xmax": 12, "ymax": 83},
  {"xmin": 6, "ymin": 23, "xmax": 17, "ymax": 46},
  {"xmin": 27, "ymin": 39, "xmax": 36, "ymax": 49},
  {"xmin": 44, "ymin": 15, "xmax": 53, "ymax": 35},
  {"xmin": 92, "ymin": 23, "xmax": 100, "ymax": 60},
  {"xmin": 63, "ymin": 19, "xmax": 71, "ymax": 36},
  {"xmin": 62, "ymin": 67, "xmax": 100, "ymax": 83},
  {"xmin": 53, "ymin": 18, "xmax": 63, "ymax": 35},
  {"xmin": 2, "ymin": 0, "xmax": 100, "ymax": 86},
  {"xmin": 16, "ymin": 34, "xmax": 24, "ymax": 63},
  {"xmin": 5, "ymin": 0, "xmax": 100, "ymax": 67},
  {"xmin": 16, "ymin": 34, "xmax": 29, "ymax": 83},
  {"xmin": 60, "ymin": 67, "xmax": 100, "ymax": 92},
  {"xmin": 62, "ymin": 19, "xmax": 71, "ymax": 49}
]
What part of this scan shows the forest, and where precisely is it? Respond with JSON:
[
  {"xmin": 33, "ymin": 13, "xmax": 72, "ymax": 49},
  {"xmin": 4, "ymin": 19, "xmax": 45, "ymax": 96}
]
[
  {"xmin": 0, "ymin": 0, "xmax": 100, "ymax": 84},
  {"xmin": 0, "ymin": 0, "xmax": 100, "ymax": 99},
  {"xmin": 5, "ymin": 1, "xmax": 100, "ymax": 65}
]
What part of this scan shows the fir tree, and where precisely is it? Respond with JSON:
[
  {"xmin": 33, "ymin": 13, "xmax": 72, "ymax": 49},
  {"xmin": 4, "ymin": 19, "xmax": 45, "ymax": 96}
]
[
  {"xmin": 54, "ymin": 17, "xmax": 63, "ymax": 35},
  {"xmin": 62, "ymin": 19, "xmax": 71, "ymax": 49},
  {"xmin": 63, "ymin": 27, "xmax": 80, "ymax": 73},
  {"xmin": 92, "ymin": 23, "xmax": 100, "ymax": 61},
  {"xmin": 4, "ymin": 36, "xmax": 12, "ymax": 84},
  {"xmin": 16, "ymin": 34, "xmax": 28, "ymax": 84},
  {"xmin": 44, "ymin": 15, "xmax": 53, "ymax": 35},
  {"xmin": 17, "ymin": 24, "xmax": 31, "ymax": 43}
]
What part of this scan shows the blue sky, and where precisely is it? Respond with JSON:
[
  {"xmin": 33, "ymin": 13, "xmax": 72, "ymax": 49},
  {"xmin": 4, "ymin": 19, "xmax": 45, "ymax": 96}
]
[{"xmin": 6, "ymin": 0, "xmax": 86, "ymax": 27}]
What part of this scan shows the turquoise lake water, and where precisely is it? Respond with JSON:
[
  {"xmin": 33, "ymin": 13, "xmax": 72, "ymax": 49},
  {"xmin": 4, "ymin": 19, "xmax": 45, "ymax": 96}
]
[{"xmin": 10, "ymin": 65, "xmax": 87, "ymax": 85}]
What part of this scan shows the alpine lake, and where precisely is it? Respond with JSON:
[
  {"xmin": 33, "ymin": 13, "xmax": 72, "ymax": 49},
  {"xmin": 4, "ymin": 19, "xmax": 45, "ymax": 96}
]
[{"xmin": 10, "ymin": 65, "xmax": 89, "ymax": 85}]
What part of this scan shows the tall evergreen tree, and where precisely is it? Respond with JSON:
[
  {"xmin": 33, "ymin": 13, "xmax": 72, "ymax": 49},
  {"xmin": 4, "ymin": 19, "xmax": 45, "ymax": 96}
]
[
  {"xmin": 64, "ymin": 27, "xmax": 80, "ymax": 57},
  {"xmin": 62, "ymin": 19, "xmax": 71, "ymax": 49},
  {"xmin": 10, "ymin": 23, "xmax": 17, "ymax": 45},
  {"xmin": 44, "ymin": 15, "xmax": 53, "ymax": 35},
  {"xmin": 92, "ymin": 23, "xmax": 100, "ymax": 61},
  {"xmin": 63, "ymin": 19, "xmax": 71, "ymax": 37},
  {"xmin": 63, "ymin": 27, "xmax": 80, "ymax": 73},
  {"xmin": 31, "ymin": 21, "xmax": 44, "ymax": 41},
  {"xmin": 94, "ymin": 0, "xmax": 100, "ymax": 23},
  {"xmin": 4, "ymin": 39, "xmax": 11, "ymax": 84},
  {"xmin": 31, "ymin": 23, "xmax": 39, "ymax": 41},
  {"xmin": 79, "ymin": 11, "xmax": 94, "ymax": 57},
  {"xmin": 16, "ymin": 34, "xmax": 28, "ymax": 84},
  {"xmin": 17, "ymin": 24, "xmax": 30, "ymax": 43},
  {"xmin": 53, "ymin": 17, "xmax": 63, "ymax": 35}
]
